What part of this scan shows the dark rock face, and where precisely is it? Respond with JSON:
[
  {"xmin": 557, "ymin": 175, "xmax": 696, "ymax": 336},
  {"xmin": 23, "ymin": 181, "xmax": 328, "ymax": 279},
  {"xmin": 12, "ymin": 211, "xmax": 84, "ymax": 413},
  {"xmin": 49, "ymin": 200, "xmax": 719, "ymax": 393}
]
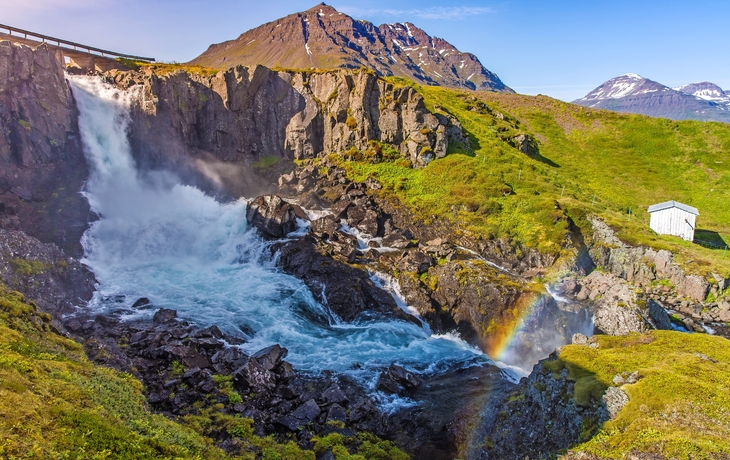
[
  {"xmin": 0, "ymin": 229, "xmax": 95, "ymax": 325},
  {"xmin": 0, "ymin": 40, "xmax": 91, "ymax": 256},
  {"xmin": 470, "ymin": 353, "xmax": 609, "ymax": 459},
  {"xmin": 246, "ymin": 195, "xmax": 305, "ymax": 238},
  {"xmin": 106, "ymin": 64, "xmax": 461, "ymax": 189},
  {"xmin": 190, "ymin": 4, "xmax": 512, "ymax": 93},
  {"xmin": 274, "ymin": 235, "xmax": 415, "ymax": 324}
]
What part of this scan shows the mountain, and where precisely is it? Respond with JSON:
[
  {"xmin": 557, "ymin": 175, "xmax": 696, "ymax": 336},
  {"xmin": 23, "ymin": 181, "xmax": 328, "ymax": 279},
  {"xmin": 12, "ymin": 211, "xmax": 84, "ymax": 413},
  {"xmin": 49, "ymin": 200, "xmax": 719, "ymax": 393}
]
[
  {"xmin": 189, "ymin": 3, "xmax": 512, "ymax": 92},
  {"xmin": 573, "ymin": 73, "xmax": 730, "ymax": 123},
  {"xmin": 674, "ymin": 81, "xmax": 730, "ymax": 104}
]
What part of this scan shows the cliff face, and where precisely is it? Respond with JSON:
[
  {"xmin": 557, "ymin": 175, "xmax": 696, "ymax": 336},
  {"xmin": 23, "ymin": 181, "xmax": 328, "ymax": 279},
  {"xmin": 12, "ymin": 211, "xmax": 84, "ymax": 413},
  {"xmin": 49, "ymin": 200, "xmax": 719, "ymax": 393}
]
[
  {"xmin": 106, "ymin": 65, "xmax": 462, "ymax": 196},
  {"xmin": 0, "ymin": 41, "xmax": 90, "ymax": 256}
]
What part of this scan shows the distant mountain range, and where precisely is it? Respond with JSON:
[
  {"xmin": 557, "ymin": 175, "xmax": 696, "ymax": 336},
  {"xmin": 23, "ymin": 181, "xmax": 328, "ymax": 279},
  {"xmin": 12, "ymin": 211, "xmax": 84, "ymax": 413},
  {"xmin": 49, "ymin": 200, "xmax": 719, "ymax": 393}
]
[
  {"xmin": 574, "ymin": 73, "xmax": 730, "ymax": 123},
  {"xmin": 189, "ymin": 3, "xmax": 512, "ymax": 92}
]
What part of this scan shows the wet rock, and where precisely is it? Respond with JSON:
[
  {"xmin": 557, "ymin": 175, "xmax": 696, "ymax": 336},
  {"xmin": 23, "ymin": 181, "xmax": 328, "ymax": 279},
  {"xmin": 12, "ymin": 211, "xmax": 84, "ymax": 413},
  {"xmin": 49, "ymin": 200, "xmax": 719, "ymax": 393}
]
[
  {"xmin": 275, "ymin": 399, "xmax": 321, "ymax": 431},
  {"xmin": 153, "ymin": 308, "xmax": 178, "ymax": 324},
  {"xmin": 191, "ymin": 325, "xmax": 223, "ymax": 339},
  {"xmin": 321, "ymin": 384, "xmax": 348, "ymax": 405},
  {"xmin": 246, "ymin": 195, "xmax": 307, "ymax": 238},
  {"xmin": 311, "ymin": 215, "xmax": 339, "ymax": 238},
  {"xmin": 377, "ymin": 363, "xmax": 423, "ymax": 395},
  {"xmin": 132, "ymin": 297, "xmax": 151, "ymax": 308},
  {"xmin": 252, "ymin": 344, "xmax": 288, "ymax": 371},
  {"xmin": 274, "ymin": 361, "xmax": 296, "ymax": 381},
  {"xmin": 274, "ymin": 235, "xmax": 415, "ymax": 323}
]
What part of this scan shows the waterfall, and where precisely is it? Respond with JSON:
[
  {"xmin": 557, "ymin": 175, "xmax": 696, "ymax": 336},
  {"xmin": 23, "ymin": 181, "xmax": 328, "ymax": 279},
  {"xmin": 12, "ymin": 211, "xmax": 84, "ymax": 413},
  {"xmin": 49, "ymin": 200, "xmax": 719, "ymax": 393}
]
[{"xmin": 68, "ymin": 75, "xmax": 503, "ymax": 404}]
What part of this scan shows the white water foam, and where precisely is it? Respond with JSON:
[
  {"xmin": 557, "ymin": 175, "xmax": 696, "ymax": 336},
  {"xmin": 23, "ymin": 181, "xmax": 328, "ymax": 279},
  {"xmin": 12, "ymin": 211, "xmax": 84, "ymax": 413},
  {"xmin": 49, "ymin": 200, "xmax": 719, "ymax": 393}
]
[{"xmin": 69, "ymin": 75, "xmax": 494, "ymax": 396}]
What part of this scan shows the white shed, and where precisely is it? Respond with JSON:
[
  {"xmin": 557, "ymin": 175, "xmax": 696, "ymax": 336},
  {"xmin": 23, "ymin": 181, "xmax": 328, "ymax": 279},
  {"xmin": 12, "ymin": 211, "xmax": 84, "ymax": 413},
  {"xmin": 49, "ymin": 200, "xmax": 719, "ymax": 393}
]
[{"xmin": 647, "ymin": 200, "xmax": 699, "ymax": 241}]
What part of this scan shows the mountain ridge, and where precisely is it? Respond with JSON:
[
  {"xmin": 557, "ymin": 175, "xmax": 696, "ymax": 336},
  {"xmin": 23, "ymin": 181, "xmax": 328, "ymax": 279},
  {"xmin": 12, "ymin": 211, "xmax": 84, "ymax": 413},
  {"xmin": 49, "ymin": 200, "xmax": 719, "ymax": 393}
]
[
  {"xmin": 189, "ymin": 3, "xmax": 512, "ymax": 92},
  {"xmin": 573, "ymin": 73, "xmax": 730, "ymax": 123}
]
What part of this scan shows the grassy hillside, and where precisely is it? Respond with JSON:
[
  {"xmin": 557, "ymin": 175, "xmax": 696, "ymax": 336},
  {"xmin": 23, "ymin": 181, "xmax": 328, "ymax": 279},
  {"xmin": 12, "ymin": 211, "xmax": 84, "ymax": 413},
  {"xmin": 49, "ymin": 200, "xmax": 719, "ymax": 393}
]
[
  {"xmin": 558, "ymin": 331, "xmax": 730, "ymax": 458},
  {"xmin": 341, "ymin": 78, "xmax": 730, "ymax": 277},
  {"xmin": 0, "ymin": 284, "xmax": 407, "ymax": 460}
]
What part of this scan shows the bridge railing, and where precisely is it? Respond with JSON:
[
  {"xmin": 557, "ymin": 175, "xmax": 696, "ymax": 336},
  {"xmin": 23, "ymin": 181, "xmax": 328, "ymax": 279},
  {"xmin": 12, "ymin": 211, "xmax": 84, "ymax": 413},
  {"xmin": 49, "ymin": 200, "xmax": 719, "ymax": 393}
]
[{"xmin": 0, "ymin": 23, "xmax": 155, "ymax": 62}]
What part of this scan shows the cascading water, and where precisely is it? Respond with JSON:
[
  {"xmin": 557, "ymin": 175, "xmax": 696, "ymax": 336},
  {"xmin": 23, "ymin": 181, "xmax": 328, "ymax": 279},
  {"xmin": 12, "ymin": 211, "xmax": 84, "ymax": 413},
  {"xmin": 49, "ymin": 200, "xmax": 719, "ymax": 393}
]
[{"xmin": 69, "ymin": 76, "xmax": 511, "ymax": 404}]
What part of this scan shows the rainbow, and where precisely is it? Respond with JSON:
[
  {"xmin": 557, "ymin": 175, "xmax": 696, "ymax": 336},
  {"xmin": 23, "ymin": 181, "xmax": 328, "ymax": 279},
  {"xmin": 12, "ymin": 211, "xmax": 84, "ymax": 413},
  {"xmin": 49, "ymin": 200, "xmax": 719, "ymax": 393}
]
[{"xmin": 486, "ymin": 290, "xmax": 546, "ymax": 362}]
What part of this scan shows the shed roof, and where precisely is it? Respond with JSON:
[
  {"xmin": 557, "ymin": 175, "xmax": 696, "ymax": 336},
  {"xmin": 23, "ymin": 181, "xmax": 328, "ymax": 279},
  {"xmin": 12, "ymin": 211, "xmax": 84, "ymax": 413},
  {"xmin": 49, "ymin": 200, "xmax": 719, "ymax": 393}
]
[{"xmin": 647, "ymin": 200, "xmax": 699, "ymax": 216}]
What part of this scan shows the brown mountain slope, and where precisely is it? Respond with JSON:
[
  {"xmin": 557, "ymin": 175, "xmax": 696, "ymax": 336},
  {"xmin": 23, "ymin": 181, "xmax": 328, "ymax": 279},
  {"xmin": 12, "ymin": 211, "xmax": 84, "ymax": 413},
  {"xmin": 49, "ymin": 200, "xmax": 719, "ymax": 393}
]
[{"xmin": 189, "ymin": 3, "xmax": 512, "ymax": 92}]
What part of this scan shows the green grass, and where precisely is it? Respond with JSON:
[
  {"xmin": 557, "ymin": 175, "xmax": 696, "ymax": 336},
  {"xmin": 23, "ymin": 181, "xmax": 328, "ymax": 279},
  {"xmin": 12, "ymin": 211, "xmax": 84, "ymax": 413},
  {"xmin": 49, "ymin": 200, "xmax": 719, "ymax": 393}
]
[
  {"xmin": 559, "ymin": 331, "xmax": 730, "ymax": 458},
  {"xmin": 337, "ymin": 79, "xmax": 730, "ymax": 276}
]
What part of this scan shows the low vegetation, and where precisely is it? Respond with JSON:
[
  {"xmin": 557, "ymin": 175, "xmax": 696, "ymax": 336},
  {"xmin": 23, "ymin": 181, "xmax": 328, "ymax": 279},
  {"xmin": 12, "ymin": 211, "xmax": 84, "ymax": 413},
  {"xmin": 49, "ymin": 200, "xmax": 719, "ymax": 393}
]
[
  {"xmin": 559, "ymin": 331, "xmax": 730, "ymax": 458},
  {"xmin": 335, "ymin": 78, "xmax": 730, "ymax": 276},
  {"xmin": 0, "ymin": 284, "xmax": 408, "ymax": 459}
]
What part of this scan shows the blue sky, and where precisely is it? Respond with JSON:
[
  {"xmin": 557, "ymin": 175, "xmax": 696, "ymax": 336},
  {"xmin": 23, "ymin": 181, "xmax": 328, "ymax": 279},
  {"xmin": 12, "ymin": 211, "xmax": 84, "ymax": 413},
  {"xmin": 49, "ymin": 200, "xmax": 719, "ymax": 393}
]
[{"xmin": 2, "ymin": 0, "xmax": 728, "ymax": 101}]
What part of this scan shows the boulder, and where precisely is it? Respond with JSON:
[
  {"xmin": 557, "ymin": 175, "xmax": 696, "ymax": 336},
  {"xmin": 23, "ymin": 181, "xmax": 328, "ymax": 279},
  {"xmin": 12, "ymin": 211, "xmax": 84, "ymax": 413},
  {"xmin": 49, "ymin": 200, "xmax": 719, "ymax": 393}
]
[
  {"xmin": 246, "ymin": 195, "xmax": 307, "ymax": 238},
  {"xmin": 252, "ymin": 344, "xmax": 288, "ymax": 370},
  {"xmin": 233, "ymin": 358, "xmax": 276, "ymax": 393},
  {"xmin": 275, "ymin": 399, "xmax": 321, "ymax": 431},
  {"xmin": 311, "ymin": 214, "xmax": 339, "ymax": 239},
  {"xmin": 397, "ymin": 251, "xmax": 433, "ymax": 274},
  {"xmin": 153, "ymin": 308, "xmax": 178, "ymax": 324}
]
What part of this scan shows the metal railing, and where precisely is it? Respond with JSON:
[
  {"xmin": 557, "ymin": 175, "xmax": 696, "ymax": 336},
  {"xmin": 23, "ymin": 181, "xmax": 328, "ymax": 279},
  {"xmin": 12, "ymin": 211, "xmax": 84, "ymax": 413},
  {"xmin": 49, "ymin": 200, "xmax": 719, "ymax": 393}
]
[{"xmin": 0, "ymin": 23, "xmax": 155, "ymax": 62}]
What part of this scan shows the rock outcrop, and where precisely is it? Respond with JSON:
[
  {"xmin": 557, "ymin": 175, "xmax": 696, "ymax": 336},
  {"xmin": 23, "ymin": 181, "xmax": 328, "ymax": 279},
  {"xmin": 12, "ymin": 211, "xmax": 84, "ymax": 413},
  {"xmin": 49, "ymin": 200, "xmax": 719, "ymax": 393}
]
[
  {"xmin": 105, "ymin": 65, "xmax": 463, "ymax": 196},
  {"xmin": 246, "ymin": 195, "xmax": 306, "ymax": 238},
  {"xmin": 0, "ymin": 40, "xmax": 90, "ymax": 256},
  {"xmin": 0, "ymin": 229, "xmax": 95, "ymax": 329},
  {"xmin": 469, "ymin": 352, "xmax": 610, "ymax": 459}
]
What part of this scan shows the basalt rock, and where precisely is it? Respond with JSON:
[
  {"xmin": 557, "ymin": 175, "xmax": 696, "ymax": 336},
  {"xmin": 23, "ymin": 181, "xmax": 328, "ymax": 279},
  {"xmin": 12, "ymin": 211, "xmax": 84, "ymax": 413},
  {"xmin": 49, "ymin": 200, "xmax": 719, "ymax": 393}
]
[
  {"xmin": 246, "ymin": 195, "xmax": 307, "ymax": 238},
  {"xmin": 273, "ymin": 235, "xmax": 416, "ymax": 324},
  {"xmin": 104, "ymin": 65, "xmax": 456, "ymax": 203},
  {"xmin": 0, "ymin": 40, "xmax": 91, "ymax": 256},
  {"xmin": 0, "ymin": 229, "xmax": 95, "ymax": 328},
  {"xmin": 469, "ymin": 353, "xmax": 610, "ymax": 459}
]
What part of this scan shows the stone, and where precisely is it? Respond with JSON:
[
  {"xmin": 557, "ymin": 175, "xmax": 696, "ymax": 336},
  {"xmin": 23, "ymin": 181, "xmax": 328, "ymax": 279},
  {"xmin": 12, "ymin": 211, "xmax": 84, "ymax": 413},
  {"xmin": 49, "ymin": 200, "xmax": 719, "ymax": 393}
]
[
  {"xmin": 602, "ymin": 386, "xmax": 629, "ymax": 419},
  {"xmin": 381, "ymin": 233, "xmax": 411, "ymax": 249},
  {"xmin": 153, "ymin": 308, "xmax": 178, "ymax": 324},
  {"xmin": 397, "ymin": 251, "xmax": 433, "ymax": 274},
  {"xmin": 275, "ymin": 399, "xmax": 321, "ymax": 431},
  {"xmin": 131, "ymin": 297, "xmax": 151, "ymax": 308},
  {"xmin": 377, "ymin": 363, "xmax": 422, "ymax": 395},
  {"xmin": 311, "ymin": 215, "xmax": 339, "ymax": 239},
  {"xmin": 232, "ymin": 358, "xmax": 276, "ymax": 393},
  {"xmin": 252, "ymin": 344, "xmax": 288, "ymax": 370},
  {"xmin": 321, "ymin": 385, "xmax": 348, "ymax": 405},
  {"xmin": 326, "ymin": 403, "xmax": 347, "ymax": 424},
  {"xmin": 572, "ymin": 333, "xmax": 589, "ymax": 345},
  {"xmin": 246, "ymin": 195, "xmax": 307, "ymax": 238},
  {"xmin": 345, "ymin": 205, "xmax": 367, "ymax": 226},
  {"xmin": 356, "ymin": 209, "xmax": 379, "ymax": 236},
  {"xmin": 191, "ymin": 325, "xmax": 223, "ymax": 339}
]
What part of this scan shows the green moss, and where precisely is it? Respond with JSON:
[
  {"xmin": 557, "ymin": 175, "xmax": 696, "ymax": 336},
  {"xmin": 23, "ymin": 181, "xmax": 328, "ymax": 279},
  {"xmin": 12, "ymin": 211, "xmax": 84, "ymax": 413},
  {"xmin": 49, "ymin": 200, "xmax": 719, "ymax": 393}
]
[
  {"xmin": 18, "ymin": 119, "xmax": 32, "ymax": 131},
  {"xmin": 9, "ymin": 258, "xmax": 49, "ymax": 276},
  {"xmin": 560, "ymin": 331, "xmax": 730, "ymax": 458},
  {"xmin": 252, "ymin": 155, "xmax": 281, "ymax": 171},
  {"xmin": 346, "ymin": 116, "xmax": 358, "ymax": 130}
]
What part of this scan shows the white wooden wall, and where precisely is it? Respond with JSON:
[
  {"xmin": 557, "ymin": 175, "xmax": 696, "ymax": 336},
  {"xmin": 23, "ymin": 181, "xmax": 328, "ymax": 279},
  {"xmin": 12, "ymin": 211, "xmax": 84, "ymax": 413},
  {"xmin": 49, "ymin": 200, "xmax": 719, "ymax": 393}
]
[{"xmin": 649, "ymin": 208, "xmax": 696, "ymax": 241}]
